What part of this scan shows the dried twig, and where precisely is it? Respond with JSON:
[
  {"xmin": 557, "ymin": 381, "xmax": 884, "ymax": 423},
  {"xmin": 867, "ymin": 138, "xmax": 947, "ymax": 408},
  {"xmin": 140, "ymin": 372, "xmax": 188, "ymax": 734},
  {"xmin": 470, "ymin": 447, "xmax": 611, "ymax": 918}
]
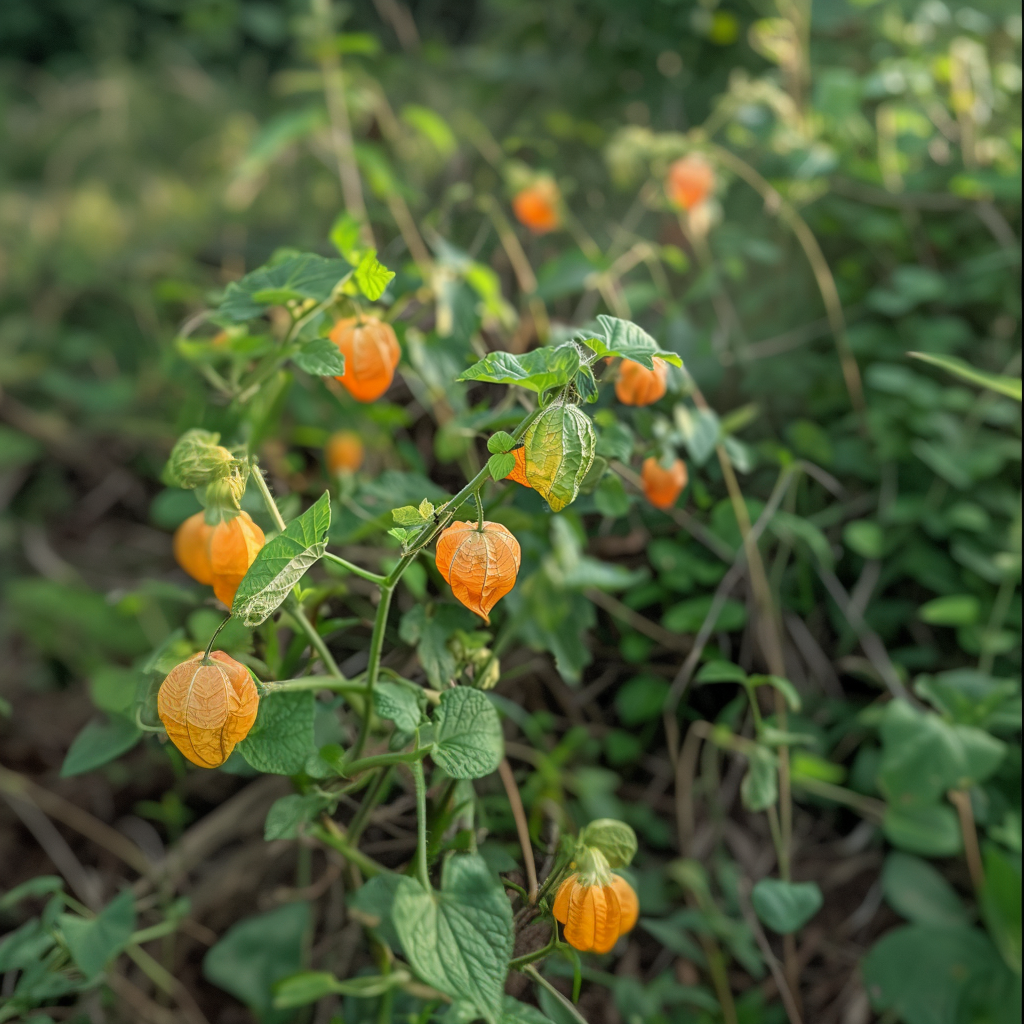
[{"xmin": 499, "ymin": 758, "xmax": 538, "ymax": 903}]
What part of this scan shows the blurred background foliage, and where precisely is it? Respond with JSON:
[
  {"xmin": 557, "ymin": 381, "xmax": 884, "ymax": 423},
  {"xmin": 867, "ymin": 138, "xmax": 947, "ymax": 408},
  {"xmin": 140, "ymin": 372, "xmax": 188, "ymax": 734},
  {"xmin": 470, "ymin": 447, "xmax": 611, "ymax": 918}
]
[{"xmin": 0, "ymin": 0, "xmax": 1020, "ymax": 1022}]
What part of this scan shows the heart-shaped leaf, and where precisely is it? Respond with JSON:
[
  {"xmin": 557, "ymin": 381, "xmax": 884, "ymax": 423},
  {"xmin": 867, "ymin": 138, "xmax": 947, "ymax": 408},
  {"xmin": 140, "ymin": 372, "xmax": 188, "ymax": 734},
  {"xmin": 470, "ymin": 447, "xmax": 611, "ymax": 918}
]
[{"xmin": 392, "ymin": 854, "xmax": 513, "ymax": 1024}]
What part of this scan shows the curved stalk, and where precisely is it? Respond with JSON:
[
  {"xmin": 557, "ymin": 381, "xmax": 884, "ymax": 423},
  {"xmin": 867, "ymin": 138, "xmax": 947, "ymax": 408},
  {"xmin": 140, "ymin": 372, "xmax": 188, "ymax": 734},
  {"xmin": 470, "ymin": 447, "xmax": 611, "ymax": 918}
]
[{"xmin": 322, "ymin": 551, "xmax": 388, "ymax": 584}]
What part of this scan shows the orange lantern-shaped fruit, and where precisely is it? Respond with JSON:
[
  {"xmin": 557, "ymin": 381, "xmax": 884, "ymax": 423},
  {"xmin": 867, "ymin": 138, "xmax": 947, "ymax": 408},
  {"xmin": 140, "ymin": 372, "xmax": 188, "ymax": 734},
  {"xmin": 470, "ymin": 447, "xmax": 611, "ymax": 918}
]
[
  {"xmin": 642, "ymin": 456, "xmax": 688, "ymax": 510},
  {"xmin": 174, "ymin": 512, "xmax": 214, "ymax": 585},
  {"xmin": 157, "ymin": 651, "xmax": 260, "ymax": 768},
  {"xmin": 330, "ymin": 317, "xmax": 401, "ymax": 403},
  {"xmin": 435, "ymin": 520, "xmax": 521, "ymax": 624},
  {"xmin": 503, "ymin": 446, "xmax": 531, "ymax": 488},
  {"xmin": 615, "ymin": 358, "xmax": 669, "ymax": 407},
  {"xmin": 512, "ymin": 180, "xmax": 560, "ymax": 235},
  {"xmin": 553, "ymin": 857, "xmax": 639, "ymax": 954},
  {"xmin": 209, "ymin": 511, "xmax": 265, "ymax": 607},
  {"xmin": 325, "ymin": 430, "xmax": 364, "ymax": 473},
  {"xmin": 666, "ymin": 154, "xmax": 715, "ymax": 211}
]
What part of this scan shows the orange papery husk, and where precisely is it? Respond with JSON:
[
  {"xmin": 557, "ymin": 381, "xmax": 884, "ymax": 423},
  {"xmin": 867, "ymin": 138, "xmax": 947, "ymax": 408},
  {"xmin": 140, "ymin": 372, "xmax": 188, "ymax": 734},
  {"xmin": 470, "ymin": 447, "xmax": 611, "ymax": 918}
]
[
  {"xmin": 666, "ymin": 154, "xmax": 715, "ymax": 211},
  {"xmin": 330, "ymin": 317, "xmax": 402, "ymax": 403},
  {"xmin": 553, "ymin": 873, "xmax": 639, "ymax": 953},
  {"xmin": 157, "ymin": 651, "xmax": 260, "ymax": 768},
  {"xmin": 435, "ymin": 520, "xmax": 522, "ymax": 624},
  {"xmin": 173, "ymin": 512, "xmax": 214, "ymax": 585},
  {"xmin": 209, "ymin": 511, "xmax": 265, "ymax": 607},
  {"xmin": 325, "ymin": 430, "xmax": 365, "ymax": 473},
  {"xmin": 512, "ymin": 182, "xmax": 560, "ymax": 235},
  {"xmin": 641, "ymin": 456, "xmax": 688, "ymax": 510},
  {"xmin": 614, "ymin": 357, "xmax": 669, "ymax": 407},
  {"xmin": 504, "ymin": 446, "xmax": 531, "ymax": 487}
]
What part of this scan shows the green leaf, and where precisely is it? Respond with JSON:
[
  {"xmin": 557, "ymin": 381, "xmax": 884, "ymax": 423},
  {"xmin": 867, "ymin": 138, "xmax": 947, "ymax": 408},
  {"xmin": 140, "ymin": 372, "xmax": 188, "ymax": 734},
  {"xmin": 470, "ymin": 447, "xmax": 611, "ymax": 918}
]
[
  {"xmin": 0, "ymin": 876, "xmax": 63, "ymax": 911},
  {"xmin": 291, "ymin": 337, "xmax": 345, "ymax": 376},
  {"xmin": 676, "ymin": 406, "xmax": 720, "ymax": 466},
  {"xmin": 401, "ymin": 104, "xmax": 457, "ymax": 157},
  {"xmin": 264, "ymin": 793, "xmax": 333, "ymax": 841},
  {"xmin": 487, "ymin": 431, "xmax": 517, "ymax": 455},
  {"xmin": 741, "ymin": 747, "xmax": 778, "ymax": 811},
  {"xmin": 844, "ymin": 519, "xmax": 885, "ymax": 559},
  {"xmin": 748, "ymin": 674, "xmax": 803, "ymax": 713},
  {"xmin": 203, "ymin": 903, "xmax": 310, "ymax": 1023},
  {"xmin": 614, "ymin": 674, "xmax": 669, "ymax": 726},
  {"xmin": 354, "ymin": 249, "xmax": 396, "ymax": 301},
  {"xmin": 593, "ymin": 472, "xmax": 630, "ymax": 516},
  {"xmin": 919, "ymin": 594, "xmax": 981, "ymax": 627},
  {"xmin": 595, "ymin": 420, "xmax": 634, "ymax": 463},
  {"xmin": 348, "ymin": 873, "xmax": 405, "ymax": 950},
  {"xmin": 58, "ymin": 889, "xmax": 135, "ymax": 979},
  {"xmin": 374, "ymin": 681, "xmax": 424, "ymax": 733},
  {"xmin": 663, "ymin": 596, "xmax": 747, "ymax": 634},
  {"xmin": 768, "ymin": 510, "xmax": 833, "ymax": 568},
  {"xmin": 213, "ymin": 254, "xmax": 353, "ymax": 325},
  {"xmin": 329, "ymin": 212, "xmax": 364, "ymax": 261},
  {"xmin": 431, "ymin": 687, "xmax": 503, "ymax": 779},
  {"xmin": 0, "ymin": 918, "xmax": 56, "ymax": 973},
  {"xmin": 523, "ymin": 403, "xmax": 596, "ymax": 512},
  {"xmin": 458, "ymin": 343, "xmax": 582, "ymax": 394},
  {"xmin": 578, "ymin": 819, "xmax": 638, "ymax": 868},
  {"xmin": 392, "ymin": 504, "xmax": 431, "ymax": 526},
  {"xmin": 392, "ymin": 854, "xmax": 514, "ymax": 1024},
  {"xmin": 882, "ymin": 852, "xmax": 970, "ymax": 928},
  {"xmin": 909, "ymin": 352, "xmax": 1022, "ymax": 402},
  {"xmin": 863, "ymin": 924, "xmax": 1010, "ymax": 1024},
  {"xmin": 272, "ymin": 969, "xmax": 406, "ymax": 1008},
  {"xmin": 751, "ymin": 879, "xmax": 822, "ymax": 934},
  {"xmin": 581, "ymin": 315, "xmax": 683, "ymax": 369},
  {"xmin": 447, "ymin": 996, "xmax": 557, "ymax": 1024},
  {"xmin": 575, "ymin": 364, "xmax": 599, "ymax": 403},
  {"xmin": 695, "ymin": 660, "xmax": 748, "ymax": 684},
  {"xmin": 980, "ymin": 843, "xmax": 1022, "ymax": 975},
  {"xmin": 879, "ymin": 700, "xmax": 1005, "ymax": 804},
  {"xmin": 399, "ymin": 605, "xmax": 476, "ymax": 688},
  {"xmin": 233, "ymin": 493, "xmax": 331, "ymax": 627},
  {"xmin": 884, "ymin": 803, "xmax": 963, "ymax": 857},
  {"xmin": 488, "ymin": 452, "xmax": 516, "ymax": 480},
  {"xmin": 238, "ymin": 691, "xmax": 316, "ymax": 775},
  {"xmin": 61, "ymin": 716, "xmax": 142, "ymax": 777}
]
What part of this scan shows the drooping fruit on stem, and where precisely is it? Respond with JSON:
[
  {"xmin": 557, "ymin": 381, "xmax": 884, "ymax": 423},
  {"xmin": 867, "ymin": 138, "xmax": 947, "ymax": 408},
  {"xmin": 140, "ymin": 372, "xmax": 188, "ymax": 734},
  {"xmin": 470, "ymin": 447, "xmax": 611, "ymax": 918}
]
[{"xmin": 435, "ymin": 520, "xmax": 521, "ymax": 623}]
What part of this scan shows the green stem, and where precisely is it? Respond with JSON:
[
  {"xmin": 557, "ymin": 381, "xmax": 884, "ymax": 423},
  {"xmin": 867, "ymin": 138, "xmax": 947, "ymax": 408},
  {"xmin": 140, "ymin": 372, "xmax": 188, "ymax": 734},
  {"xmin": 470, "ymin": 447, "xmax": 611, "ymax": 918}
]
[
  {"xmin": 129, "ymin": 920, "xmax": 179, "ymax": 946},
  {"xmin": 979, "ymin": 574, "xmax": 1015, "ymax": 675},
  {"xmin": 314, "ymin": 822, "xmax": 391, "ymax": 878},
  {"xmin": 343, "ymin": 746, "xmax": 431, "ymax": 777},
  {"xmin": 422, "ymin": 407, "xmax": 542, "ymax": 547},
  {"xmin": 412, "ymin": 755, "xmax": 431, "ymax": 890},
  {"xmin": 522, "ymin": 967, "xmax": 588, "ymax": 1024},
  {"xmin": 350, "ymin": 582, "xmax": 395, "ymax": 759},
  {"xmin": 791, "ymin": 774, "xmax": 886, "ymax": 821},
  {"xmin": 249, "ymin": 456, "xmax": 288, "ymax": 528},
  {"xmin": 323, "ymin": 550, "xmax": 387, "ymax": 585},
  {"xmin": 261, "ymin": 677, "xmax": 366, "ymax": 696},
  {"xmin": 285, "ymin": 597, "xmax": 345, "ymax": 680},
  {"xmin": 348, "ymin": 766, "xmax": 393, "ymax": 844},
  {"xmin": 502, "ymin": 878, "xmax": 530, "ymax": 901},
  {"xmin": 509, "ymin": 931, "xmax": 556, "ymax": 970},
  {"xmin": 202, "ymin": 615, "xmax": 231, "ymax": 663}
]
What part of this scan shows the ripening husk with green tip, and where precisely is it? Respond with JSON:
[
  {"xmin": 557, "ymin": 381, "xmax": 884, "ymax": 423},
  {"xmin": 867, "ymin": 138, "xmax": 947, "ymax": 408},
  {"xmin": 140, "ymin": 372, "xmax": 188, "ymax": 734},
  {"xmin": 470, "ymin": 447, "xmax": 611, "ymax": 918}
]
[{"xmin": 523, "ymin": 403, "xmax": 596, "ymax": 512}]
